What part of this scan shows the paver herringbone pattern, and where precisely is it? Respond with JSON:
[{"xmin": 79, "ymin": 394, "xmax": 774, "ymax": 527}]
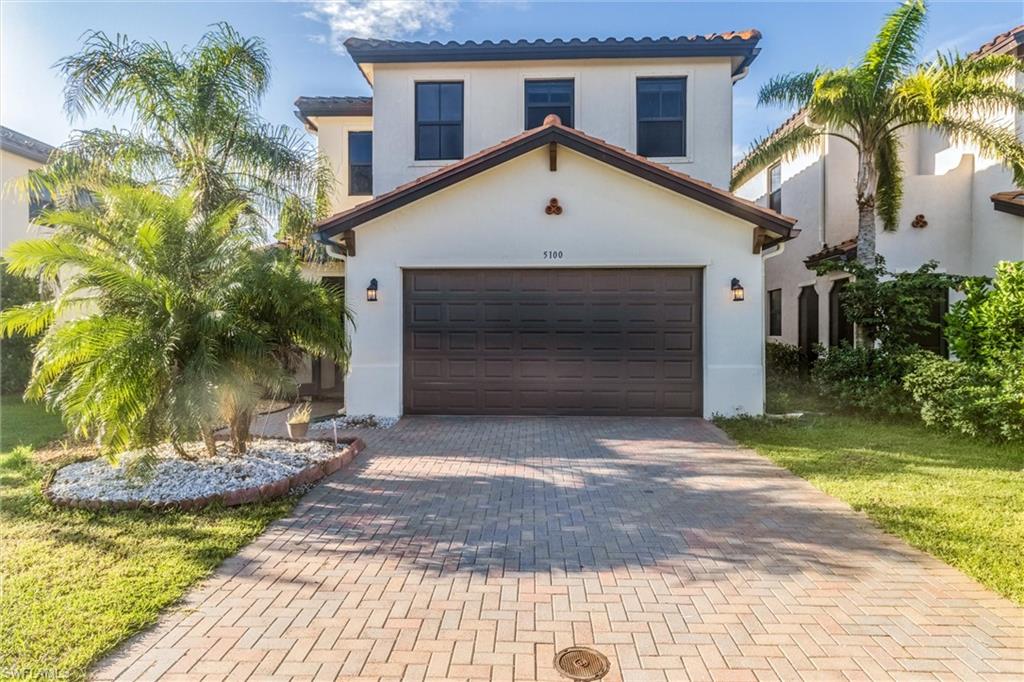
[{"xmin": 95, "ymin": 418, "xmax": 1024, "ymax": 681}]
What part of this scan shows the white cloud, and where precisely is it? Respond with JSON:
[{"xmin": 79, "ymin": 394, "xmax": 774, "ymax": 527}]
[{"xmin": 303, "ymin": 1, "xmax": 458, "ymax": 54}]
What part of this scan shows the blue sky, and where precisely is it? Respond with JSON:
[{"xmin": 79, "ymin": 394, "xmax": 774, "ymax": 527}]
[{"xmin": 1, "ymin": 1, "xmax": 1020, "ymax": 162}]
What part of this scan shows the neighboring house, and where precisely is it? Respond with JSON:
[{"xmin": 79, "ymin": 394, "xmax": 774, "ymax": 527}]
[
  {"xmin": 734, "ymin": 26, "xmax": 1024, "ymax": 359},
  {"xmin": 1, "ymin": 126, "xmax": 55, "ymax": 253},
  {"xmin": 296, "ymin": 31, "xmax": 797, "ymax": 419}
]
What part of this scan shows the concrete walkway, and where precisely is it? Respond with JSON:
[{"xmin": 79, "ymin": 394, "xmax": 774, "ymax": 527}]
[{"xmin": 96, "ymin": 417, "xmax": 1023, "ymax": 681}]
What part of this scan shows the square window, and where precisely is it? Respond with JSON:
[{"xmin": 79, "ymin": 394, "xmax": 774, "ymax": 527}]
[{"xmin": 525, "ymin": 79, "xmax": 574, "ymax": 129}]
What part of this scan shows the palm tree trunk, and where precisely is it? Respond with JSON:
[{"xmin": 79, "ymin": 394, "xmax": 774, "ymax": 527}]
[
  {"xmin": 202, "ymin": 429, "xmax": 218, "ymax": 458},
  {"xmin": 855, "ymin": 152, "xmax": 878, "ymax": 268},
  {"xmin": 229, "ymin": 409, "xmax": 251, "ymax": 455}
]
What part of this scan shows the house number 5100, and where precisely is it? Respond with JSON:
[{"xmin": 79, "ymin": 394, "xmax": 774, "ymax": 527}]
[{"xmin": 543, "ymin": 250, "xmax": 564, "ymax": 259}]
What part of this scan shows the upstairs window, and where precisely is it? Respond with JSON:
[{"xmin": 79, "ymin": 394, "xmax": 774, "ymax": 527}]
[
  {"xmin": 28, "ymin": 186, "xmax": 53, "ymax": 221},
  {"xmin": 525, "ymin": 79, "xmax": 574, "ymax": 129},
  {"xmin": 768, "ymin": 162, "xmax": 782, "ymax": 213},
  {"xmin": 768, "ymin": 288, "xmax": 782, "ymax": 336},
  {"xmin": 415, "ymin": 82, "xmax": 463, "ymax": 161},
  {"xmin": 636, "ymin": 77, "xmax": 685, "ymax": 157},
  {"xmin": 348, "ymin": 131, "xmax": 372, "ymax": 196}
]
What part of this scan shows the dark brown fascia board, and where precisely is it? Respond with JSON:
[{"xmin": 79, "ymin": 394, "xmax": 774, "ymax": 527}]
[
  {"xmin": 294, "ymin": 97, "xmax": 373, "ymax": 131},
  {"xmin": 345, "ymin": 39, "xmax": 761, "ymax": 77},
  {"xmin": 992, "ymin": 194, "xmax": 1024, "ymax": 217},
  {"xmin": 315, "ymin": 127, "xmax": 796, "ymax": 245}
]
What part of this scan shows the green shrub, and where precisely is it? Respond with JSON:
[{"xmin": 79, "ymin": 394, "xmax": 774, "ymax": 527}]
[
  {"xmin": 766, "ymin": 341, "xmax": 802, "ymax": 378},
  {"xmin": 811, "ymin": 344, "xmax": 917, "ymax": 417},
  {"xmin": 0, "ymin": 261, "xmax": 42, "ymax": 394},
  {"xmin": 945, "ymin": 261, "xmax": 1024, "ymax": 364},
  {"xmin": 904, "ymin": 352, "xmax": 1024, "ymax": 442}
]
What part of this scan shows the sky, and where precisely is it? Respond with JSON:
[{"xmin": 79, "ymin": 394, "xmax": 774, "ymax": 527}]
[{"xmin": 1, "ymin": 0, "xmax": 1021, "ymax": 163}]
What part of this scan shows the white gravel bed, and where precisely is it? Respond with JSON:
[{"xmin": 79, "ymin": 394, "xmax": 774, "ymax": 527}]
[
  {"xmin": 48, "ymin": 439, "xmax": 340, "ymax": 504},
  {"xmin": 309, "ymin": 414, "xmax": 399, "ymax": 433}
]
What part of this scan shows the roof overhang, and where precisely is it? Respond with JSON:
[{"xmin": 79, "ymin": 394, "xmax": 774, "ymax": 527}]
[
  {"xmin": 294, "ymin": 96, "xmax": 373, "ymax": 132},
  {"xmin": 344, "ymin": 32, "xmax": 763, "ymax": 85},
  {"xmin": 991, "ymin": 190, "xmax": 1024, "ymax": 217},
  {"xmin": 315, "ymin": 121, "xmax": 797, "ymax": 254}
]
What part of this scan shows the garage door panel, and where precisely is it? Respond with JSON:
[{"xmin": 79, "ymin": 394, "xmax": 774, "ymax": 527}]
[{"xmin": 404, "ymin": 268, "xmax": 702, "ymax": 416}]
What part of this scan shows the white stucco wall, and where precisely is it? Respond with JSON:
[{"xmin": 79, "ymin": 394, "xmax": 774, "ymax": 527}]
[
  {"xmin": 309, "ymin": 115, "xmax": 374, "ymax": 215},
  {"xmin": 370, "ymin": 57, "xmax": 737, "ymax": 196},
  {"xmin": 339, "ymin": 145, "xmax": 767, "ymax": 420},
  {"xmin": 1, "ymin": 149, "xmax": 48, "ymax": 252}
]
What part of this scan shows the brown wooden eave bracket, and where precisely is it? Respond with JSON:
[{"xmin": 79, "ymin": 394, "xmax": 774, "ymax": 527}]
[
  {"xmin": 339, "ymin": 230, "xmax": 355, "ymax": 257},
  {"xmin": 549, "ymin": 142, "xmax": 557, "ymax": 171},
  {"xmin": 752, "ymin": 227, "xmax": 770, "ymax": 254}
]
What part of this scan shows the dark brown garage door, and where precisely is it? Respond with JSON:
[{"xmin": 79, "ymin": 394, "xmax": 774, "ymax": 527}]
[{"xmin": 404, "ymin": 268, "xmax": 702, "ymax": 416}]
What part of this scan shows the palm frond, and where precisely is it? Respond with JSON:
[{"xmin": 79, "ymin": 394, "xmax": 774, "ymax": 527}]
[
  {"xmin": 862, "ymin": 0, "xmax": 927, "ymax": 95},
  {"xmin": 934, "ymin": 116, "xmax": 1024, "ymax": 186},
  {"xmin": 731, "ymin": 123, "xmax": 822, "ymax": 190},
  {"xmin": 874, "ymin": 132, "xmax": 904, "ymax": 231},
  {"xmin": 757, "ymin": 70, "xmax": 822, "ymax": 109}
]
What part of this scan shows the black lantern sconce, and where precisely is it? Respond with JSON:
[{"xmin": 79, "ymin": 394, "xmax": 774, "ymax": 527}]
[
  {"xmin": 731, "ymin": 278, "xmax": 745, "ymax": 302},
  {"xmin": 366, "ymin": 278, "xmax": 378, "ymax": 302}
]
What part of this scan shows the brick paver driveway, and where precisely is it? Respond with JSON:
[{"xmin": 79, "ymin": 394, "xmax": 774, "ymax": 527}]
[{"xmin": 97, "ymin": 417, "xmax": 1023, "ymax": 681}]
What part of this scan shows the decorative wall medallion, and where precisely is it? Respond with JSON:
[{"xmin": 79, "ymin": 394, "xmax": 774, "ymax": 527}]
[
  {"xmin": 911, "ymin": 214, "xmax": 928, "ymax": 229},
  {"xmin": 546, "ymin": 198, "xmax": 563, "ymax": 215}
]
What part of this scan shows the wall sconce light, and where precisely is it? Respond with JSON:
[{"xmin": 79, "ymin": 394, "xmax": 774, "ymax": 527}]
[
  {"xmin": 731, "ymin": 278, "xmax": 745, "ymax": 302},
  {"xmin": 366, "ymin": 278, "xmax": 378, "ymax": 302}
]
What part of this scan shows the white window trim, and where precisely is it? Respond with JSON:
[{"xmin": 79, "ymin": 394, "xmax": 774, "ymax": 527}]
[
  {"xmin": 629, "ymin": 66, "xmax": 695, "ymax": 164},
  {"xmin": 410, "ymin": 73, "xmax": 472, "ymax": 167}
]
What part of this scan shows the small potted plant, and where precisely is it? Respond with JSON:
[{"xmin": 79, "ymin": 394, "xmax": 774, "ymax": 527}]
[{"xmin": 286, "ymin": 402, "xmax": 312, "ymax": 439}]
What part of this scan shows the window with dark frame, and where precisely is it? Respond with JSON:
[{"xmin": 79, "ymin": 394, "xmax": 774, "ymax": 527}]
[
  {"xmin": 415, "ymin": 82, "xmax": 464, "ymax": 161},
  {"xmin": 28, "ymin": 186, "xmax": 53, "ymax": 221},
  {"xmin": 829, "ymin": 279, "xmax": 855, "ymax": 346},
  {"xmin": 348, "ymin": 131, "xmax": 373, "ymax": 196},
  {"xmin": 768, "ymin": 289, "xmax": 782, "ymax": 337},
  {"xmin": 768, "ymin": 162, "xmax": 782, "ymax": 213},
  {"xmin": 636, "ymin": 77, "xmax": 686, "ymax": 158},
  {"xmin": 525, "ymin": 79, "xmax": 574, "ymax": 129},
  {"xmin": 908, "ymin": 288, "xmax": 950, "ymax": 357}
]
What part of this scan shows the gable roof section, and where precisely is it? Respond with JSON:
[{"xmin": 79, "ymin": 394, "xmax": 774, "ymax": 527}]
[
  {"xmin": 315, "ymin": 119, "xmax": 797, "ymax": 252},
  {"xmin": 345, "ymin": 32, "xmax": 762, "ymax": 78},
  {"xmin": 294, "ymin": 96, "xmax": 373, "ymax": 131},
  {"xmin": 0, "ymin": 126, "xmax": 55, "ymax": 164}
]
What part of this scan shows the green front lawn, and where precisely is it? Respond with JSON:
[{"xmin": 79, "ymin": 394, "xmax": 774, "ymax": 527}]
[
  {"xmin": 717, "ymin": 412, "xmax": 1024, "ymax": 605},
  {"xmin": 0, "ymin": 397, "xmax": 297, "ymax": 680}
]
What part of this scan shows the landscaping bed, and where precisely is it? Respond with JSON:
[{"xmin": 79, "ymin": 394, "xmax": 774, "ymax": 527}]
[{"xmin": 43, "ymin": 437, "xmax": 363, "ymax": 511}]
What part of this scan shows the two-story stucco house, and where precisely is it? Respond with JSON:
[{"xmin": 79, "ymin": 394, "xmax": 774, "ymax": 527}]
[
  {"xmin": 734, "ymin": 26, "xmax": 1023, "ymax": 360},
  {"xmin": 295, "ymin": 31, "xmax": 798, "ymax": 420},
  {"xmin": 1, "ymin": 126, "xmax": 55, "ymax": 253}
]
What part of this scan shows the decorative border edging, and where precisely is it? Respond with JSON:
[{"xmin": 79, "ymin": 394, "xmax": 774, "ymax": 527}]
[{"xmin": 41, "ymin": 436, "xmax": 366, "ymax": 512}]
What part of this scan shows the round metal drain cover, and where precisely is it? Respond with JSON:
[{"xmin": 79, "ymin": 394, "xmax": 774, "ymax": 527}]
[{"xmin": 553, "ymin": 646, "xmax": 610, "ymax": 681}]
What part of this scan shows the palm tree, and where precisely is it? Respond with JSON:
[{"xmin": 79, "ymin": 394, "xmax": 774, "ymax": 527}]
[
  {"xmin": 25, "ymin": 23, "xmax": 331, "ymax": 228},
  {"xmin": 0, "ymin": 185, "xmax": 351, "ymax": 459},
  {"xmin": 732, "ymin": 0, "xmax": 1024, "ymax": 267}
]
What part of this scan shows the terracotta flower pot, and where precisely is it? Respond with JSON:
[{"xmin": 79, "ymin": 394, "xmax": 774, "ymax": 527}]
[{"xmin": 287, "ymin": 421, "xmax": 309, "ymax": 439}]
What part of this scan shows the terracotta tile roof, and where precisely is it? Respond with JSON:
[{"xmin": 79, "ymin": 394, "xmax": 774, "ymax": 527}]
[
  {"xmin": 294, "ymin": 96, "xmax": 372, "ymax": 131},
  {"xmin": 345, "ymin": 32, "xmax": 763, "ymax": 77},
  {"xmin": 971, "ymin": 25, "xmax": 1024, "ymax": 58},
  {"xmin": 804, "ymin": 238, "xmax": 858, "ymax": 268},
  {"xmin": 0, "ymin": 126, "xmax": 55, "ymax": 164},
  {"xmin": 315, "ymin": 116, "xmax": 797, "ymax": 250},
  {"xmin": 991, "ymin": 190, "xmax": 1024, "ymax": 217}
]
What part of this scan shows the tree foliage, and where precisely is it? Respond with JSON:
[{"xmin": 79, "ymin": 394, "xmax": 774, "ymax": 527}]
[
  {"xmin": 0, "ymin": 185, "xmax": 351, "ymax": 459},
  {"xmin": 821, "ymin": 256, "xmax": 965, "ymax": 351},
  {"xmin": 732, "ymin": 0, "xmax": 1024, "ymax": 266},
  {"xmin": 0, "ymin": 261, "xmax": 42, "ymax": 394},
  {"xmin": 20, "ymin": 23, "xmax": 332, "ymax": 233}
]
